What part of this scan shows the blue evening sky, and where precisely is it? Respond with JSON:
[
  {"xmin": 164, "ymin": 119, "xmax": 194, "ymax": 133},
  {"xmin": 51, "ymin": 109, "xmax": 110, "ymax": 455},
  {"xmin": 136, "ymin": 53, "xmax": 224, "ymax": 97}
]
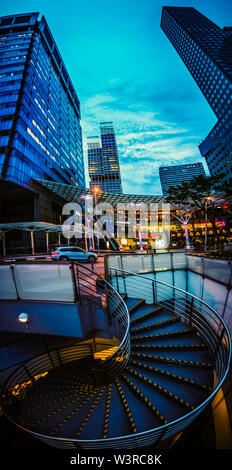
[{"xmin": 1, "ymin": 0, "xmax": 232, "ymax": 194}]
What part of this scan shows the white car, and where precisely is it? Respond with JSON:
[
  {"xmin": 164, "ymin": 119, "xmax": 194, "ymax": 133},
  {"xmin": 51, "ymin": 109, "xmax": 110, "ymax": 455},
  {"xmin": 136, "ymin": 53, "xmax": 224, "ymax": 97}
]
[{"xmin": 51, "ymin": 246, "xmax": 97, "ymax": 263}]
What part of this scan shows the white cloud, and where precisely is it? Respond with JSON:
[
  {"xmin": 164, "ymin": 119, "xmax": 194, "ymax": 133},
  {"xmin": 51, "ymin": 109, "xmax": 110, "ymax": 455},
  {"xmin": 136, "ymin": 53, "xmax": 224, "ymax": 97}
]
[{"xmin": 84, "ymin": 94, "xmax": 116, "ymax": 108}]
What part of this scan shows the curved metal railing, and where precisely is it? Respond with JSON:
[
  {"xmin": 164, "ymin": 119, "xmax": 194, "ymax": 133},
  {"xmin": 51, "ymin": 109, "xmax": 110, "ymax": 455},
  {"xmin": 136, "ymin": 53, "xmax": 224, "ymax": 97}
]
[
  {"xmin": 72, "ymin": 263, "xmax": 131, "ymax": 377},
  {"xmin": 109, "ymin": 267, "xmax": 231, "ymax": 391},
  {"xmin": 1, "ymin": 265, "xmax": 231, "ymax": 449},
  {"xmin": 0, "ymin": 261, "xmax": 131, "ymax": 378}
]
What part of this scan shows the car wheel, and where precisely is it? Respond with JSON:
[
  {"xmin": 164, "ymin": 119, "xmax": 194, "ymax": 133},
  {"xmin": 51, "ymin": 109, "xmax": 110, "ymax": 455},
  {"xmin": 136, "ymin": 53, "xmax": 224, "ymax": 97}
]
[
  {"xmin": 88, "ymin": 256, "xmax": 96, "ymax": 263},
  {"xmin": 60, "ymin": 256, "xmax": 69, "ymax": 261}
]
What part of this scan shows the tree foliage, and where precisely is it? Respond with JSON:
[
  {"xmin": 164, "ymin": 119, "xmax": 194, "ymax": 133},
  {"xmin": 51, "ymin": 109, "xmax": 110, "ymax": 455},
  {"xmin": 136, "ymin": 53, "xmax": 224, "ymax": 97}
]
[{"xmin": 165, "ymin": 173, "xmax": 230, "ymax": 248}]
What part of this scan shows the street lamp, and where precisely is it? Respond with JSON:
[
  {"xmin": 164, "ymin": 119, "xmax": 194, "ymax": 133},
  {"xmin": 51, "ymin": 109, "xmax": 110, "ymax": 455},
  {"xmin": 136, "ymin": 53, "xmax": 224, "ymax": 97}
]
[
  {"xmin": 93, "ymin": 186, "xmax": 100, "ymax": 255},
  {"xmin": 204, "ymin": 196, "xmax": 213, "ymax": 252},
  {"xmin": 18, "ymin": 312, "xmax": 31, "ymax": 334}
]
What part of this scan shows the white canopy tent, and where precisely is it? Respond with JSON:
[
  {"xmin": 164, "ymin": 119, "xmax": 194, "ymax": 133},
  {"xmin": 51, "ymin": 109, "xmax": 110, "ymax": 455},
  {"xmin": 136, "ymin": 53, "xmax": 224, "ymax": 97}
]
[{"xmin": 0, "ymin": 222, "xmax": 63, "ymax": 256}]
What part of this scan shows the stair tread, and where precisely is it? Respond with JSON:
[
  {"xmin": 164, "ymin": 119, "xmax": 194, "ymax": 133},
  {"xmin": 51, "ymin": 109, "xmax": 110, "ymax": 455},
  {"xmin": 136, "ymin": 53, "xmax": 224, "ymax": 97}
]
[
  {"xmin": 49, "ymin": 394, "xmax": 101, "ymax": 438},
  {"xmin": 127, "ymin": 363, "xmax": 211, "ymax": 403},
  {"xmin": 106, "ymin": 384, "xmax": 134, "ymax": 438},
  {"xmin": 119, "ymin": 379, "xmax": 162, "ymax": 432},
  {"xmin": 22, "ymin": 394, "xmax": 96, "ymax": 435},
  {"xmin": 130, "ymin": 304, "xmax": 163, "ymax": 322},
  {"xmin": 131, "ymin": 323, "xmax": 191, "ymax": 339},
  {"xmin": 77, "ymin": 388, "xmax": 108, "ymax": 439},
  {"xmin": 130, "ymin": 354, "xmax": 213, "ymax": 382},
  {"xmin": 122, "ymin": 373, "xmax": 186, "ymax": 423},
  {"xmin": 125, "ymin": 298, "xmax": 145, "ymax": 311},
  {"xmin": 130, "ymin": 315, "xmax": 180, "ymax": 333},
  {"xmin": 132, "ymin": 342, "xmax": 209, "ymax": 350},
  {"xmin": 126, "ymin": 366, "xmax": 199, "ymax": 406}
]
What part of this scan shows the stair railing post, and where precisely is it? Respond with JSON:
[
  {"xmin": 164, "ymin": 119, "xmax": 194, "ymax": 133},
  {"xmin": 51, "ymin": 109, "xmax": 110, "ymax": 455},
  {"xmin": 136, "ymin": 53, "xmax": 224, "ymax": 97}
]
[
  {"xmin": 40, "ymin": 335, "xmax": 56, "ymax": 369},
  {"xmin": 189, "ymin": 296, "xmax": 194, "ymax": 327},
  {"xmin": 104, "ymin": 254, "xmax": 109, "ymax": 280},
  {"xmin": 213, "ymin": 326, "xmax": 225, "ymax": 359},
  {"xmin": 10, "ymin": 264, "xmax": 20, "ymax": 300},
  {"xmin": 69, "ymin": 262, "xmax": 78, "ymax": 303},
  {"xmin": 151, "ymin": 253, "xmax": 155, "ymax": 273},
  {"xmin": 106, "ymin": 285, "xmax": 112, "ymax": 326},
  {"xmin": 74, "ymin": 262, "xmax": 82, "ymax": 305},
  {"xmin": 115, "ymin": 269, "xmax": 119, "ymax": 292},
  {"xmin": 23, "ymin": 363, "xmax": 36, "ymax": 385},
  {"xmin": 91, "ymin": 338, "xmax": 97, "ymax": 358},
  {"xmin": 122, "ymin": 269, "xmax": 126, "ymax": 294},
  {"xmin": 56, "ymin": 349, "xmax": 63, "ymax": 367},
  {"xmin": 119, "ymin": 254, "xmax": 127, "ymax": 292},
  {"xmin": 154, "ymin": 428, "xmax": 166, "ymax": 447},
  {"xmin": 152, "ymin": 279, "xmax": 156, "ymax": 304}
]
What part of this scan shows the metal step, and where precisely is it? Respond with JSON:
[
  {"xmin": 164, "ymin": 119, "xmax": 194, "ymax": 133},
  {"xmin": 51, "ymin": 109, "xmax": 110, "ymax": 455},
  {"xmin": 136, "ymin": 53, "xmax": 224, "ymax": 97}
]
[
  {"xmin": 130, "ymin": 305, "xmax": 164, "ymax": 324},
  {"xmin": 131, "ymin": 328, "xmax": 195, "ymax": 342},
  {"xmin": 131, "ymin": 316, "xmax": 180, "ymax": 334}
]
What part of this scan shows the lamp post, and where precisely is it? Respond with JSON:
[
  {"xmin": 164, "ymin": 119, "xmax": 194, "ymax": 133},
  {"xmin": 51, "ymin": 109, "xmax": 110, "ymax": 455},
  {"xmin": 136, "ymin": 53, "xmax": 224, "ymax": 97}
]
[
  {"xmin": 93, "ymin": 186, "xmax": 100, "ymax": 255},
  {"xmin": 204, "ymin": 196, "xmax": 213, "ymax": 252},
  {"xmin": 18, "ymin": 312, "xmax": 31, "ymax": 334}
]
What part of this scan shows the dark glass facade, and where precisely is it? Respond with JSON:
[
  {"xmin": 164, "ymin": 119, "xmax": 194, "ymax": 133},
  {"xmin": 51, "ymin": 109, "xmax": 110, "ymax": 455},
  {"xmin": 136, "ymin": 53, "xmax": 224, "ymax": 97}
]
[
  {"xmin": 0, "ymin": 13, "xmax": 85, "ymax": 191},
  {"xmin": 159, "ymin": 162, "xmax": 206, "ymax": 196},
  {"xmin": 87, "ymin": 136, "xmax": 104, "ymax": 191},
  {"xmin": 161, "ymin": 7, "xmax": 232, "ymax": 185},
  {"xmin": 88, "ymin": 121, "xmax": 122, "ymax": 193}
]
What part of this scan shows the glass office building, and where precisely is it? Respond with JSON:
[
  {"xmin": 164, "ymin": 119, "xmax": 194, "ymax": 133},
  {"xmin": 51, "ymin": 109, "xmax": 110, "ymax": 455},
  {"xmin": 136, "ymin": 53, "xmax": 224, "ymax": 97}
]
[
  {"xmin": 87, "ymin": 136, "xmax": 104, "ymax": 191},
  {"xmin": 161, "ymin": 7, "xmax": 232, "ymax": 185},
  {"xmin": 159, "ymin": 162, "xmax": 206, "ymax": 196},
  {"xmin": 88, "ymin": 121, "xmax": 122, "ymax": 193},
  {"xmin": 0, "ymin": 12, "xmax": 85, "ymax": 191}
]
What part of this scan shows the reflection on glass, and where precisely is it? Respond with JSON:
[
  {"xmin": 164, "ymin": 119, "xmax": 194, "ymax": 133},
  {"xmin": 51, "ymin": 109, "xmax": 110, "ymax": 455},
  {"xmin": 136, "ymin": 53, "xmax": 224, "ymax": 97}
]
[
  {"xmin": 0, "ymin": 265, "xmax": 17, "ymax": 299},
  {"xmin": 14, "ymin": 264, "xmax": 74, "ymax": 302}
]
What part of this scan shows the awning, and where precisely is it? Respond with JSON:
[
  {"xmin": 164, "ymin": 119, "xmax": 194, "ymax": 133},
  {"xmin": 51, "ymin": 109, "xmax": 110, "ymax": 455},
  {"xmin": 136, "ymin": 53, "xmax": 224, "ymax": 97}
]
[{"xmin": 32, "ymin": 179, "xmax": 166, "ymax": 206}]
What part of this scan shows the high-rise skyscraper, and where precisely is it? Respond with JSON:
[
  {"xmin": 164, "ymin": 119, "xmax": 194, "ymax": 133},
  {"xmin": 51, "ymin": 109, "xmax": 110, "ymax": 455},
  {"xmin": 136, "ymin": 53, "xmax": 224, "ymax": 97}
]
[
  {"xmin": 87, "ymin": 136, "xmax": 104, "ymax": 191},
  {"xmin": 159, "ymin": 162, "xmax": 206, "ymax": 196},
  {"xmin": 88, "ymin": 121, "xmax": 122, "ymax": 193},
  {"xmin": 0, "ymin": 12, "xmax": 85, "ymax": 192},
  {"xmin": 161, "ymin": 7, "xmax": 232, "ymax": 185}
]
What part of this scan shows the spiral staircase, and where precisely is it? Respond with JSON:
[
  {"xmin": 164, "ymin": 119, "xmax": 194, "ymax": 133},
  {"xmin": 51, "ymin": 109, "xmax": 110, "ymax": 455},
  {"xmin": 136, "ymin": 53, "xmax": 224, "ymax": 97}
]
[{"xmin": 1, "ymin": 263, "xmax": 231, "ymax": 449}]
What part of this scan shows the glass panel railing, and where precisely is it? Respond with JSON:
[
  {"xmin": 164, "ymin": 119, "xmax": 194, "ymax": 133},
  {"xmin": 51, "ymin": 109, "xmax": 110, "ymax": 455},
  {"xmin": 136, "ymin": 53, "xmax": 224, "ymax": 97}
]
[
  {"xmin": 172, "ymin": 252, "xmax": 187, "ymax": 270},
  {"xmin": 173, "ymin": 269, "xmax": 187, "ymax": 291},
  {"xmin": 153, "ymin": 253, "xmax": 171, "ymax": 271},
  {"xmin": 187, "ymin": 271, "xmax": 203, "ymax": 299},
  {"xmin": 223, "ymin": 290, "xmax": 232, "ymax": 333},
  {"xmin": 122, "ymin": 254, "xmax": 152, "ymax": 273},
  {"xmin": 106, "ymin": 255, "xmax": 121, "ymax": 271},
  {"xmin": 0, "ymin": 265, "xmax": 17, "ymax": 299},
  {"xmin": 108, "ymin": 254, "xmax": 232, "ymax": 286},
  {"xmin": 138, "ymin": 254, "xmax": 153, "ymax": 273},
  {"xmin": 155, "ymin": 270, "xmax": 173, "ymax": 288},
  {"xmin": 202, "ymin": 277, "xmax": 228, "ymax": 318},
  {"xmin": 13, "ymin": 264, "xmax": 74, "ymax": 302},
  {"xmin": 187, "ymin": 255, "xmax": 204, "ymax": 275},
  {"xmin": 108, "ymin": 253, "xmax": 174, "ymax": 274},
  {"xmin": 120, "ymin": 255, "xmax": 141, "ymax": 272},
  {"xmin": 125, "ymin": 274, "xmax": 154, "ymax": 303},
  {"xmin": 203, "ymin": 258, "xmax": 231, "ymax": 285}
]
